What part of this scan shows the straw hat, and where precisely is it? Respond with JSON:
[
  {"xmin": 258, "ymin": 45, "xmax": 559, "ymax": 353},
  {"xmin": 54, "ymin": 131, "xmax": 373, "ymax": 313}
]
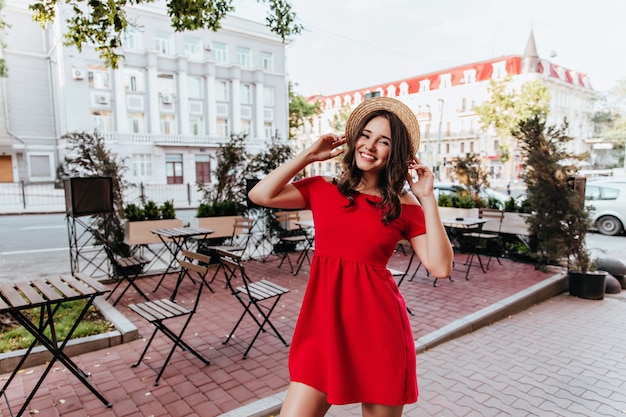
[{"xmin": 345, "ymin": 96, "xmax": 420, "ymax": 155}]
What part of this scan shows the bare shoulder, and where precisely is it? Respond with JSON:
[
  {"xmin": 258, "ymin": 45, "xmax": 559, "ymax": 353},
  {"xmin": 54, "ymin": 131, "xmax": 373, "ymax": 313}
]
[{"xmin": 400, "ymin": 191, "xmax": 421, "ymax": 206}]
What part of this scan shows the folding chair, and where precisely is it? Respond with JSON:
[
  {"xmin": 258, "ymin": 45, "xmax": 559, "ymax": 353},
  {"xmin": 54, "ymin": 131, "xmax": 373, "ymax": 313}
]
[
  {"xmin": 94, "ymin": 229, "xmax": 151, "ymax": 306},
  {"xmin": 388, "ymin": 243, "xmax": 417, "ymax": 315},
  {"xmin": 129, "ymin": 251, "xmax": 211, "ymax": 386},
  {"xmin": 273, "ymin": 211, "xmax": 312, "ymax": 275},
  {"xmin": 463, "ymin": 208, "xmax": 505, "ymax": 270},
  {"xmin": 205, "ymin": 217, "xmax": 255, "ymax": 285},
  {"xmin": 170, "ymin": 249, "xmax": 214, "ymax": 300},
  {"xmin": 217, "ymin": 248, "xmax": 290, "ymax": 359}
]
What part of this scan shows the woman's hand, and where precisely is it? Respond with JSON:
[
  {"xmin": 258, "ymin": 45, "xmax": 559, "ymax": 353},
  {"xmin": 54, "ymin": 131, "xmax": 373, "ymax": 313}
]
[
  {"xmin": 407, "ymin": 157, "xmax": 435, "ymax": 198},
  {"xmin": 306, "ymin": 133, "xmax": 347, "ymax": 162}
]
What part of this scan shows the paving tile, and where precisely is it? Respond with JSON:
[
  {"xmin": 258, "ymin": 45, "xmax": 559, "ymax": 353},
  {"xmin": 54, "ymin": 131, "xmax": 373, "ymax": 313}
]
[{"xmin": 3, "ymin": 251, "xmax": 626, "ymax": 416}]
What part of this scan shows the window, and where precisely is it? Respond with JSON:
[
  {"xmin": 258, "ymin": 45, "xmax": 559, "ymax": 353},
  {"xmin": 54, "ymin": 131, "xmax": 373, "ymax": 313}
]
[
  {"xmin": 212, "ymin": 42, "xmax": 228, "ymax": 63},
  {"xmin": 155, "ymin": 32, "xmax": 173, "ymax": 55},
  {"xmin": 364, "ymin": 91, "xmax": 380, "ymax": 100},
  {"xmin": 263, "ymin": 86, "xmax": 275, "ymax": 106},
  {"xmin": 160, "ymin": 114, "xmax": 176, "ymax": 135},
  {"xmin": 92, "ymin": 110, "xmax": 113, "ymax": 133},
  {"xmin": 188, "ymin": 76, "xmax": 204, "ymax": 99},
  {"xmin": 216, "ymin": 80, "xmax": 229, "ymax": 102},
  {"xmin": 124, "ymin": 68, "xmax": 145, "ymax": 93},
  {"xmin": 463, "ymin": 69, "xmax": 477, "ymax": 84},
  {"xmin": 166, "ymin": 154, "xmax": 183, "ymax": 184},
  {"xmin": 88, "ymin": 66, "xmax": 111, "ymax": 90},
  {"xmin": 439, "ymin": 73, "xmax": 452, "ymax": 88},
  {"xmin": 128, "ymin": 112, "xmax": 145, "ymax": 133},
  {"xmin": 132, "ymin": 154, "xmax": 152, "ymax": 177},
  {"xmin": 492, "ymin": 61, "xmax": 507, "ymax": 79},
  {"xmin": 259, "ymin": 51, "xmax": 273, "ymax": 71},
  {"xmin": 195, "ymin": 154, "xmax": 211, "ymax": 184},
  {"xmin": 240, "ymin": 83, "xmax": 253, "ymax": 104},
  {"xmin": 122, "ymin": 27, "xmax": 144, "ymax": 50},
  {"xmin": 237, "ymin": 46, "xmax": 251, "ymax": 68},
  {"xmin": 240, "ymin": 119, "xmax": 252, "ymax": 135},
  {"xmin": 29, "ymin": 154, "xmax": 52, "ymax": 179},
  {"xmin": 184, "ymin": 36, "xmax": 203, "ymax": 59},
  {"xmin": 190, "ymin": 115, "xmax": 204, "ymax": 136},
  {"xmin": 264, "ymin": 121, "xmax": 274, "ymax": 139},
  {"xmin": 217, "ymin": 118, "xmax": 229, "ymax": 138},
  {"xmin": 157, "ymin": 73, "xmax": 175, "ymax": 96},
  {"xmin": 460, "ymin": 98, "xmax": 467, "ymax": 112}
]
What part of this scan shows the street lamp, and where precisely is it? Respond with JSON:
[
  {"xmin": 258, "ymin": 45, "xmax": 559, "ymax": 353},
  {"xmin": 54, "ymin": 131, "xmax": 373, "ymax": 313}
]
[{"xmin": 434, "ymin": 99, "xmax": 444, "ymax": 180}]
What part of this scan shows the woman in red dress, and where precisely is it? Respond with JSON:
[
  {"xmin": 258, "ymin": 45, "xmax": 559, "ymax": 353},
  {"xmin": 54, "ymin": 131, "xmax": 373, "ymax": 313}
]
[{"xmin": 249, "ymin": 97, "xmax": 453, "ymax": 417}]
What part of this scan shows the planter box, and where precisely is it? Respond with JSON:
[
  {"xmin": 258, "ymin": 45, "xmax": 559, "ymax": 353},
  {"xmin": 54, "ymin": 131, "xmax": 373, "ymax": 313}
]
[
  {"xmin": 123, "ymin": 218, "xmax": 184, "ymax": 245},
  {"xmin": 190, "ymin": 215, "xmax": 242, "ymax": 239},
  {"xmin": 438, "ymin": 207, "xmax": 478, "ymax": 219},
  {"xmin": 499, "ymin": 212, "xmax": 531, "ymax": 236}
]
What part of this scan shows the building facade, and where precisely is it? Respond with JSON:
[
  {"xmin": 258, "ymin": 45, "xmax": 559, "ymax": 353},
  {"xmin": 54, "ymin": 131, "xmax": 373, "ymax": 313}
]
[
  {"xmin": 301, "ymin": 32, "xmax": 599, "ymax": 184},
  {"xmin": 0, "ymin": 1, "xmax": 289, "ymax": 185}
]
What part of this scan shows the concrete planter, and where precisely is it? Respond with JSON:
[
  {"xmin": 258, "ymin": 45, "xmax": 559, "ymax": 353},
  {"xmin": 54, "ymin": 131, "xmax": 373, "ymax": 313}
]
[
  {"xmin": 123, "ymin": 218, "xmax": 184, "ymax": 245},
  {"xmin": 190, "ymin": 215, "xmax": 241, "ymax": 239}
]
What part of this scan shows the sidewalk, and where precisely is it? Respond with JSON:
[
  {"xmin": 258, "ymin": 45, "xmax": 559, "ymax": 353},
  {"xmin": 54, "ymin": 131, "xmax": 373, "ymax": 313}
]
[{"xmin": 1, "ymin": 251, "xmax": 624, "ymax": 416}]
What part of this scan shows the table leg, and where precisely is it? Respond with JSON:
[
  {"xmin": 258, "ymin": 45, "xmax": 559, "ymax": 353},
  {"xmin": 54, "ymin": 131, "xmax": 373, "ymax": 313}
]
[
  {"xmin": 153, "ymin": 237, "xmax": 184, "ymax": 292},
  {"xmin": 8, "ymin": 297, "xmax": 111, "ymax": 415}
]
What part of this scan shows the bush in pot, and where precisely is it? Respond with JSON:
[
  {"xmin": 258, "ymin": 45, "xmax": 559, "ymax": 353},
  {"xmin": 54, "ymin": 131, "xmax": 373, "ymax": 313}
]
[{"xmin": 514, "ymin": 116, "xmax": 606, "ymax": 299}]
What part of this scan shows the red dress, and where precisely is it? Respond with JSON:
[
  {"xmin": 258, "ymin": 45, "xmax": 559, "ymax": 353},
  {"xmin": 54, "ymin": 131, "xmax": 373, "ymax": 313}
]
[{"xmin": 290, "ymin": 176, "xmax": 426, "ymax": 405}]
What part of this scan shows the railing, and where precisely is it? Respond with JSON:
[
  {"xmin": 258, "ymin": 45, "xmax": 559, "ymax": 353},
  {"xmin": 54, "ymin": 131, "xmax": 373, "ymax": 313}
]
[{"xmin": 0, "ymin": 181, "xmax": 205, "ymax": 213}]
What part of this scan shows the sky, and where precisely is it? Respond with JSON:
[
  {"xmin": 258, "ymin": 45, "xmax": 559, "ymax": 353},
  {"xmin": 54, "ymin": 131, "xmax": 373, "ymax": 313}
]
[{"xmin": 234, "ymin": 0, "xmax": 625, "ymax": 98}]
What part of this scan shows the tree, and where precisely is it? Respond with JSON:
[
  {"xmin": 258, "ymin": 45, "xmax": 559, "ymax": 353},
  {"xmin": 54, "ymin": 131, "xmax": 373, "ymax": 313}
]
[
  {"xmin": 514, "ymin": 116, "xmax": 591, "ymax": 270},
  {"xmin": 28, "ymin": 0, "xmax": 302, "ymax": 68},
  {"xmin": 198, "ymin": 132, "xmax": 250, "ymax": 204},
  {"xmin": 62, "ymin": 131, "xmax": 130, "ymax": 256},
  {"xmin": 247, "ymin": 132, "xmax": 293, "ymax": 177},
  {"xmin": 451, "ymin": 153, "xmax": 490, "ymax": 203},
  {"xmin": 288, "ymin": 81, "xmax": 321, "ymax": 139},
  {"xmin": 330, "ymin": 103, "xmax": 351, "ymax": 133},
  {"xmin": 474, "ymin": 77, "xmax": 551, "ymax": 166}
]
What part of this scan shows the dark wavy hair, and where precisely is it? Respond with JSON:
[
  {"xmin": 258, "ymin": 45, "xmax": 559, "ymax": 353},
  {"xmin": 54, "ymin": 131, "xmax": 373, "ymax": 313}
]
[{"xmin": 335, "ymin": 110, "xmax": 413, "ymax": 224}]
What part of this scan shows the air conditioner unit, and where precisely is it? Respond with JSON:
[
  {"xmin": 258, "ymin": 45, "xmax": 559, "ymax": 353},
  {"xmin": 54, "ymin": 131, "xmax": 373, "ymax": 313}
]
[
  {"xmin": 161, "ymin": 95, "xmax": 172, "ymax": 104},
  {"xmin": 203, "ymin": 42, "xmax": 213, "ymax": 51},
  {"xmin": 71, "ymin": 68, "xmax": 85, "ymax": 80},
  {"xmin": 97, "ymin": 94, "xmax": 109, "ymax": 105}
]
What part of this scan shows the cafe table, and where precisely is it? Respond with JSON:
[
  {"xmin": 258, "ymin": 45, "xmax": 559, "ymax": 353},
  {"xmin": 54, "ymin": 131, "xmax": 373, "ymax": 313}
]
[
  {"xmin": 441, "ymin": 216, "xmax": 490, "ymax": 278},
  {"xmin": 151, "ymin": 226, "xmax": 213, "ymax": 292},
  {"xmin": 0, "ymin": 274, "xmax": 111, "ymax": 416}
]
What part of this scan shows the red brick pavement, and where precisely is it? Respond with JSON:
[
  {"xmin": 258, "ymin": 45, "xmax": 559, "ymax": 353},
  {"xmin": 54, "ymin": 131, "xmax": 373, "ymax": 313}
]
[{"xmin": 0, "ymin": 251, "xmax": 555, "ymax": 417}]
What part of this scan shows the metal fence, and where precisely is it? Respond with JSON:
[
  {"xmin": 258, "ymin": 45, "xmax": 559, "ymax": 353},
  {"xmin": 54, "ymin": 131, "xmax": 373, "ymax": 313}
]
[{"xmin": 0, "ymin": 181, "xmax": 204, "ymax": 213}]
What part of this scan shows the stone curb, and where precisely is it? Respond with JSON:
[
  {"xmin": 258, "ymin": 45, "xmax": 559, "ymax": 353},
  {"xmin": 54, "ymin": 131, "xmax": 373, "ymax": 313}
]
[
  {"xmin": 217, "ymin": 272, "xmax": 568, "ymax": 417},
  {"xmin": 0, "ymin": 296, "xmax": 139, "ymax": 374}
]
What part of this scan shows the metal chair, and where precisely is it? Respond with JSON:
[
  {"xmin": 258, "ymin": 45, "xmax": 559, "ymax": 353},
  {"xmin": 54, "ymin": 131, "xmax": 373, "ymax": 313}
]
[
  {"xmin": 217, "ymin": 248, "xmax": 290, "ymax": 359},
  {"xmin": 94, "ymin": 229, "xmax": 151, "ymax": 306},
  {"xmin": 273, "ymin": 211, "xmax": 312, "ymax": 275},
  {"xmin": 129, "ymin": 251, "xmax": 211, "ymax": 386},
  {"xmin": 463, "ymin": 208, "xmax": 505, "ymax": 270}
]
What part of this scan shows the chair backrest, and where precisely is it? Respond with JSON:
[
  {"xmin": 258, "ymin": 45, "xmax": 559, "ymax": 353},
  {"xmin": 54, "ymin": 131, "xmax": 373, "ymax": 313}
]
[
  {"xmin": 274, "ymin": 211, "xmax": 300, "ymax": 231},
  {"xmin": 479, "ymin": 208, "xmax": 505, "ymax": 233},
  {"xmin": 177, "ymin": 250, "xmax": 211, "ymax": 309},
  {"xmin": 216, "ymin": 248, "xmax": 251, "ymax": 292}
]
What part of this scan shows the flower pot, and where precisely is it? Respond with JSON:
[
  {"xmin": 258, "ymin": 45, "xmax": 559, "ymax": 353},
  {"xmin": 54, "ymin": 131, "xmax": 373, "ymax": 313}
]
[
  {"xmin": 568, "ymin": 270, "xmax": 607, "ymax": 300},
  {"xmin": 123, "ymin": 218, "xmax": 184, "ymax": 245}
]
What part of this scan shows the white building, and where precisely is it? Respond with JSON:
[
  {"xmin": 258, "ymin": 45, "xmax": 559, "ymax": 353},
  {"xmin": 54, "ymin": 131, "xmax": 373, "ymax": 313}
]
[
  {"xmin": 302, "ymin": 31, "xmax": 598, "ymax": 184},
  {"xmin": 0, "ymin": 1, "xmax": 289, "ymax": 185}
]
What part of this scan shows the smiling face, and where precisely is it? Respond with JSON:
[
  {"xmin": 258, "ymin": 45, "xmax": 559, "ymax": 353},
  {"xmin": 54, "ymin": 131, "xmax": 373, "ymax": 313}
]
[{"xmin": 355, "ymin": 115, "xmax": 392, "ymax": 177}]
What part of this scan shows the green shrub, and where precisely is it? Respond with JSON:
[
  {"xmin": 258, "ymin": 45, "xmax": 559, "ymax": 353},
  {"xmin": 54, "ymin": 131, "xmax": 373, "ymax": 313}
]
[
  {"xmin": 197, "ymin": 200, "xmax": 246, "ymax": 217},
  {"xmin": 143, "ymin": 200, "xmax": 161, "ymax": 220},
  {"xmin": 123, "ymin": 203, "xmax": 144, "ymax": 221},
  {"xmin": 160, "ymin": 200, "xmax": 176, "ymax": 219}
]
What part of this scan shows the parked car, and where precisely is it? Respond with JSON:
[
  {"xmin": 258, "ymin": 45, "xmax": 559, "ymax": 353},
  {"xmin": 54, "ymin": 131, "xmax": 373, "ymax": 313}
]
[
  {"xmin": 433, "ymin": 182, "xmax": 512, "ymax": 208},
  {"xmin": 584, "ymin": 179, "xmax": 626, "ymax": 236}
]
